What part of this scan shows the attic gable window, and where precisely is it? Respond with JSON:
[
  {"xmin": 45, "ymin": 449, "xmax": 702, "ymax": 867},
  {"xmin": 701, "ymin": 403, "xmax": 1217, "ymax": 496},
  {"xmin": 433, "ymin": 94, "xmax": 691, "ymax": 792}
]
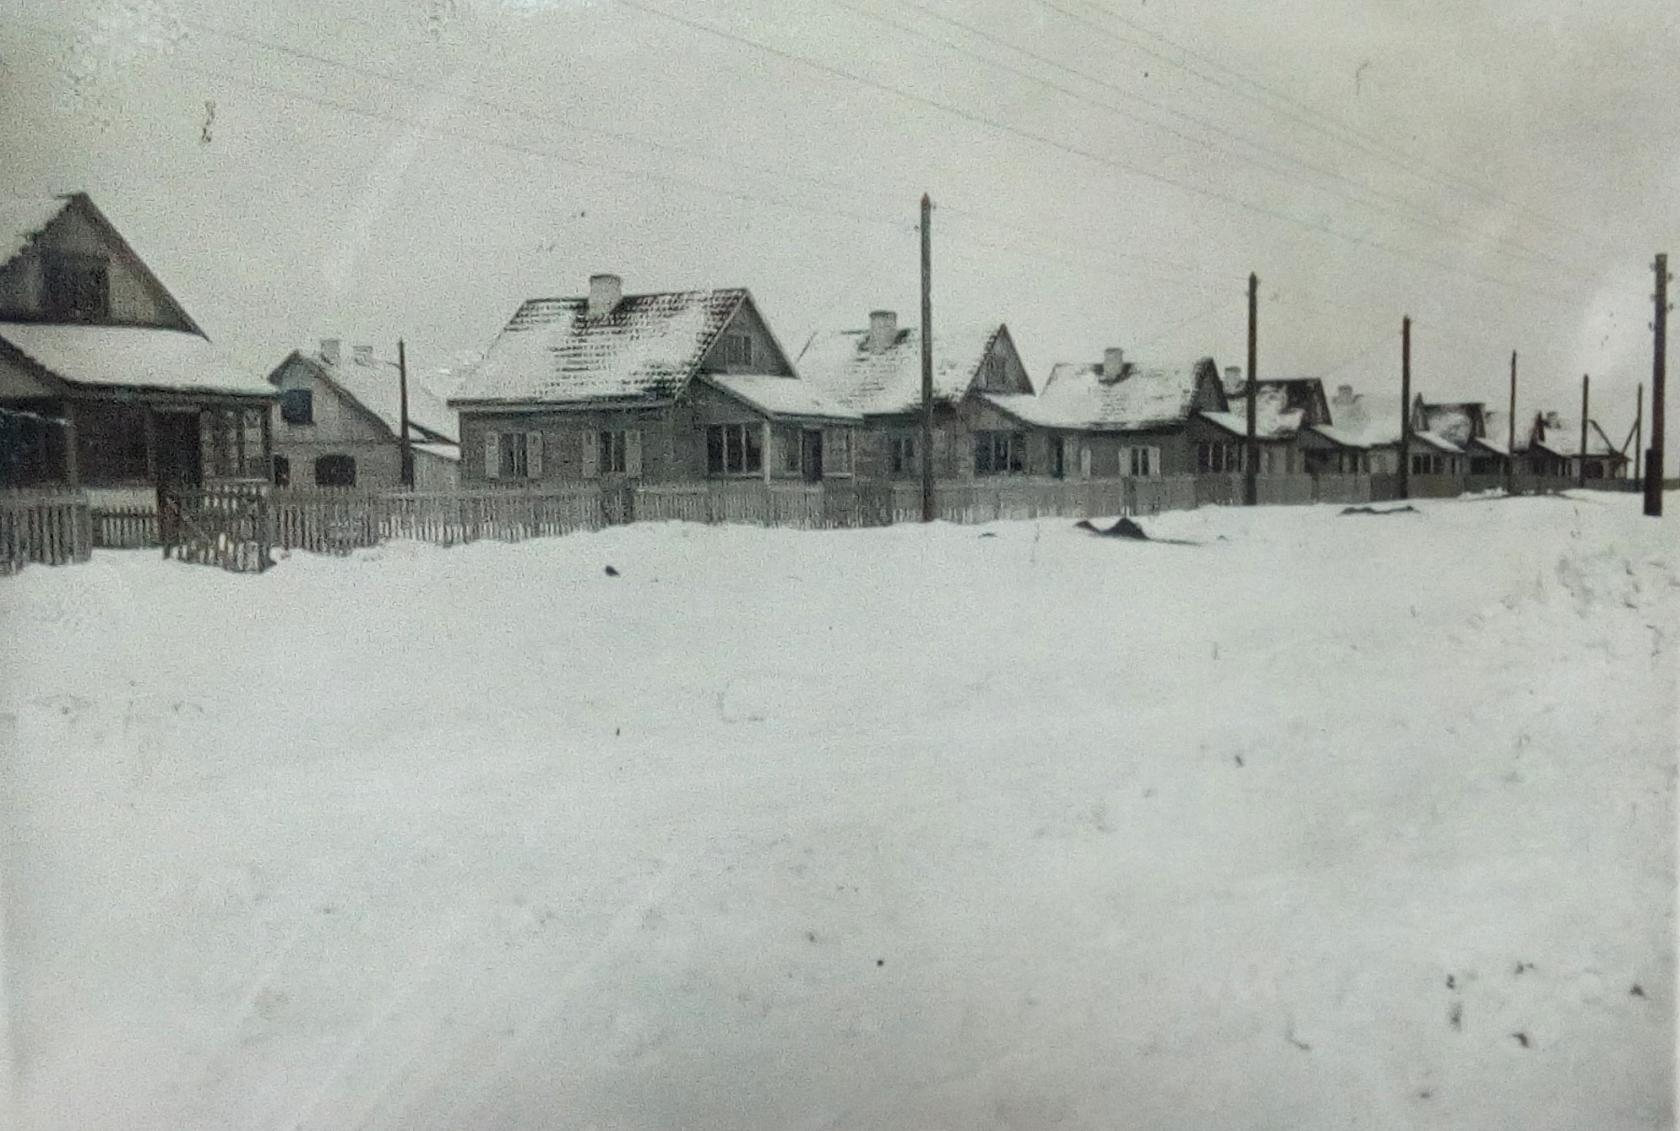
[
  {"xmin": 717, "ymin": 332, "xmax": 754, "ymax": 368},
  {"xmin": 43, "ymin": 252, "xmax": 110, "ymax": 322},
  {"xmin": 279, "ymin": 388, "xmax": 314, "ymax": 425}
]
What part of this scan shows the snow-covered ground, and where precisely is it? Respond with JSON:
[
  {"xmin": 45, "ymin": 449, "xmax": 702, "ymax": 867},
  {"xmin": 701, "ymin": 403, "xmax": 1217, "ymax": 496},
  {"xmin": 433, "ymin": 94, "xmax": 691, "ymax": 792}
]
[{"xmin": 3, "ymin": 494, "xmax": 1675, "ymax": 1130}]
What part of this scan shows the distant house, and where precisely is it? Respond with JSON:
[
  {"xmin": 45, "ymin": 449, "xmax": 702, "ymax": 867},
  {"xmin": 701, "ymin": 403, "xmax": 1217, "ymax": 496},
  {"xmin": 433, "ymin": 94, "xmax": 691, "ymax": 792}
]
[
  {"xmin": 1519, "ymin": 410, "xmax": 1628, "ymax": 480},
  {"xmin": 982, "ymin": 348, "xmax": 1229, "ymax": 479},
  {"xmin": 1415, "ymin": 398, "xmax": 1506, "ymax": 477},
  {"xmin": 0, "ymin": 193, "xmax": 273, "ymax": 506},
  {"xmin": 1310, "ymin": 385, "xmax": 1404, "ymax": 474},
  {"xmin": 798, "ymin": 311, "xmax": 1041, "ymax": 479},
  {"xmin": 1215, "ymin": 375, "xmax": 1333, "ymax": 474},
  {"xmin": 268, "ymin": 340, "xmax": 459, "ymax": 490},
  {"xmin": 449, "ymin": 275, "xmax": 858, "ymax": 485}
]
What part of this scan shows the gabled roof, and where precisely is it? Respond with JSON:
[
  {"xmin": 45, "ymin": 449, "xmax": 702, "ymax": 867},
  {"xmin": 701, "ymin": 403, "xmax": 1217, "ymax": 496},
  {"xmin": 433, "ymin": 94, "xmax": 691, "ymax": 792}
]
[
  {"xmin": 0, "ymin": 196, "xmax": 72, "ymax": 271},
  {"xmin": 984, "ymin": 358, "xmax": 1223, "ymax": 432},
  {"xmin": 1202, "ymin": 381, "xmax": 1309, "ymax": 440},
  {"xmin": 1415, "ymin": 400, "xmax": 1487, "ymax": 447},
  {"xmin": 702, "ymin": 373, "xmax": 860, "ymax": 423},
  {"xmin": 1226, "ymin": 378, "xmax": 1331, "ymax": 426},
  {"xmin": 0, "ymin": 193, "xmax": 203, "ymax": 337},
  {"xmin": 797, "ymin": 321, "xmax": 1005, "ymax": 416},
  {"xmin": 1321, "ymin": 390, "xmax": 1403, "ymax": 449},
  {"xmin": 0, "ymin": 322, "xmax": 271, "ymax": 397},
  {"xmin": 279, "ymin": 349, "xmax": 458, "ymax": 444},
  {"xmin": 1528, "ymin": 414, "xmax": 1626, "ymax": 460},
  {"xmin": 451, "ymin": 288, "xmax": 753, "ymax": 406}
]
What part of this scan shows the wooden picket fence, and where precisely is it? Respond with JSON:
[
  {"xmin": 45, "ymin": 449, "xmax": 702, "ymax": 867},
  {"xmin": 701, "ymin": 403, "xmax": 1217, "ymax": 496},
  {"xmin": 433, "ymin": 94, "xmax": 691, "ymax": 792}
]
[
  {"xmin": 0, "ymin": 488, "xmax": 93, "ymax": 572},
  {"xmin": 91, "ymin": 506, "xmax": 159, "ymax": 548}
]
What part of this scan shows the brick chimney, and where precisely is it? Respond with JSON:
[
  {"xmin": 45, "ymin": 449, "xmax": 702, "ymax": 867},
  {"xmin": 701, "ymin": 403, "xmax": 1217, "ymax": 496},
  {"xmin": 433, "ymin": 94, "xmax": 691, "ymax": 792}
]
[
  {"xmin": 588, "ymin": 273, "xmax": 622, "ymax": 318},
  {"xmin": 1224, "ymin": 365, "xmax": 1243, "ymax": 394},
  {"xmin": 352, "ymin": 344, "xmax": 374, "ymax": 366},
  {"xmin": 320, "ymin": 338, "xmax": 342, "ymax": 366},
  {"xmin": 868, "ymin": 310, "xmax": 898, "ymax": 353},
  {"xmin": 1335, "ymin": 384, "xmax": 1354, "ymax": 403},
  {"xmin": 1100, "ymin": 347, "xmax": 1126, "ymax": 383}
]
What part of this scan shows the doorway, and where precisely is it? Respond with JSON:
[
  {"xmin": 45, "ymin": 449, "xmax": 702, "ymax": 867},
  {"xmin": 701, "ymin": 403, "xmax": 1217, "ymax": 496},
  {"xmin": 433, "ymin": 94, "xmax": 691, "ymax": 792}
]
[{"xmin": 153, "ymin": 410, "xmax": 202, "ymax": 491}]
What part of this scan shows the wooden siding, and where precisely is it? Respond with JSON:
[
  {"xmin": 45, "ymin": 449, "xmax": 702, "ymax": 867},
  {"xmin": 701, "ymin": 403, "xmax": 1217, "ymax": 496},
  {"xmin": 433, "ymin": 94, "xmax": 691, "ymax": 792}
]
[{"xmin": 696, "ymin": 297, "xmax": 795, "ymax": 377}]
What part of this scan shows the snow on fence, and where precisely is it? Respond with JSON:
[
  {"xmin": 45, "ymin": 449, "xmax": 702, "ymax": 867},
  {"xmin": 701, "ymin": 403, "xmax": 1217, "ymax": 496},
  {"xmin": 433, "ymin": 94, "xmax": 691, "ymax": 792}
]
[{"xmin": 0, "ymin": 488, "xmax": 93, "ymax": 572}]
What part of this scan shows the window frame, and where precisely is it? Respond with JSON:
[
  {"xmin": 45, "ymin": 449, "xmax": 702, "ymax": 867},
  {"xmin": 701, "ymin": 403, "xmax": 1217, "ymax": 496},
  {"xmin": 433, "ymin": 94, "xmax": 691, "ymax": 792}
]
[
  {"xmin": 279, "ymin": 388, "xmax": 314, "ymax": 425},
  {"xmin": 42, "ymin": 251, "xmax": 111, "ymax": 322},
  {"xmin": 706, "ymin": 423, "xmax": 763, "ymax": 477}
]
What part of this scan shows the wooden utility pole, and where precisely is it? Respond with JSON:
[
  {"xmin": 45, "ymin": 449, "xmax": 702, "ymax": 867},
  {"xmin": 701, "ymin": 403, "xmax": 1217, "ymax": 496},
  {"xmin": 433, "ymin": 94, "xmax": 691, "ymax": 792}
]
[
  {"xmin": 1244, "ymin": 272, "xmax": 1258, "ymax": 506},
  {"xmin": 1578, "ymin": 373, "xmax": 1589, "ymax": 487},
  {"xmin": 920, "ymin": 193, "xmax": 934, "ymax": 523},
  {"xmin": 1635, "ymin": 384, "xmax": 1644, "ymax": 482},
  {"xmin": 398, "ymin": 339, "xmax": 414, "ymax": 488},
  {"xmin": 1648, "ymin": 253, "xmax": 1668, "ymax": 517},
  {"xmin": 1398, "ymin": 316, "xmax": 1411, "ymax": 500},
  {"xmin": 1506, "ymin": 351, "xmax": 1517, "ymax": 494}
]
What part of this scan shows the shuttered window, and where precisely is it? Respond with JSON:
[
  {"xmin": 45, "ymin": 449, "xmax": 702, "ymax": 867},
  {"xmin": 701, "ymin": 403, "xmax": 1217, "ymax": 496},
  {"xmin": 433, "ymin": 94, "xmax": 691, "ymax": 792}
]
[
  {"xmin": 706, "ymin": 424, "xmax": 762, "ymax": 475},
  {"xmin": 483, "ymin": 430, "xmax": 542, "ymax": 480},
  {"xmin": 973, "ymin": 431, "xmax": 1025, "ymax": 475},
  {"xmin": 822, "ymin": 429, "xmax": 852, "ymax": 477},
  {"xmin": 1122, "ymin": 445, "xmax": 1162, "ymax": 477}
]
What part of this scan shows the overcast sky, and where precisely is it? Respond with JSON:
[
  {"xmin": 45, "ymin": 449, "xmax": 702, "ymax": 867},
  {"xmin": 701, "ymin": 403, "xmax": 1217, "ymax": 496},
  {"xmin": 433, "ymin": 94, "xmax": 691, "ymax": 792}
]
[{"xmin": 1, "ymin": 0, "xmax": 1675, "ymax": 439}]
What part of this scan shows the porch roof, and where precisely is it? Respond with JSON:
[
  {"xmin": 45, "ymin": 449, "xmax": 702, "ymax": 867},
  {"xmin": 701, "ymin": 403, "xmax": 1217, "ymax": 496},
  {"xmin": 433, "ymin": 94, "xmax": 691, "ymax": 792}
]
[
  {"xmin": 1199, "ymin": 407, "xmax": 1304, "ymax": 440},
  {"xmin": 704, "ymin": 372, "xmax": 861, "ymax": 423},
  {"xmin": 0, "ymin": 323, "xmax": 272, "ymax": 397}
]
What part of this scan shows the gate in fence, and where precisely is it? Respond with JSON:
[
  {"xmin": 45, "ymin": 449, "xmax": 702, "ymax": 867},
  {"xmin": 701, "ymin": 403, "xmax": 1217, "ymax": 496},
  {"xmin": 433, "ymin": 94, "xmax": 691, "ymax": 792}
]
[{"xmin": 160, "ymin": 483, "xmax": 272, "ymax": 573}]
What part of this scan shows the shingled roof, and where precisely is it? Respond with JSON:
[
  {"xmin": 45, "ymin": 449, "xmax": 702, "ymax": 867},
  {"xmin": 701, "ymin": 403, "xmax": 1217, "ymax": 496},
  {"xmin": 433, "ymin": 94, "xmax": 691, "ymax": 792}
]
[
  {"xmin": 797, "ymin": 321, "xmax": 1007, "ymax": 415},
  {"xmin": 0, "ymin": 196, "xmax": 72, "ymax": 272},
  {"xmin": 986, "ymin": 357, "xmax": 1223, "ymax": 431},
  {"xmin": 451, "ymin": 288, "xmax": 751, "ymax": 406}
]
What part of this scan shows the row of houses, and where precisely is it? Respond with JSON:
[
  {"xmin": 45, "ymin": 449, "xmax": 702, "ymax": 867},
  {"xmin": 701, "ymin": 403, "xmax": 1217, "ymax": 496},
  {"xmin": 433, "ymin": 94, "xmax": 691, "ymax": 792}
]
[{"xmin": 0, "ymin": 193, "xmax": 1631, "ymax": 508}]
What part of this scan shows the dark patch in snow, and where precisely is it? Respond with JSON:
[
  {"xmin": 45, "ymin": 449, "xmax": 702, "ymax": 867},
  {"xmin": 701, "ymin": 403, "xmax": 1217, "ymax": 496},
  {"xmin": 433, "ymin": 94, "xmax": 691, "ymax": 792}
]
[
  {"xmin": 978, "ymin": 532, "xmax": 997, "ymax": 539},
  {"xmin": 1514, "ymin": 961, "xmax": 1534, "ymax": 975},
  {"xmin": 1446, "ymin": 974, "xmax": 1456, "ymax": 990},
  {"xmin": 1340, "ymin": 504, "xmax": 1418, "ymax": 516},
  {"xmin": 876, "ymin": 959, "xmax": 885, "ymax": 967},
  {"xmin": 1449, "ymin": 1002, "xmax": 1462, "ymax": 1030},
  {"xmin": 1511, "ymin": 1031, "xmax": 1531, "ymax": 1048},
  {"xmin": 604, "ymin": 565, "xmax": 619, "ymax": 576},
  {"xmin": 1631, "ymin": 983, "xmax": 1646, "ymax": 998},
  {"xmin": 1234, "ymin": 754, "xmax": 1244, "ymax": 767}
]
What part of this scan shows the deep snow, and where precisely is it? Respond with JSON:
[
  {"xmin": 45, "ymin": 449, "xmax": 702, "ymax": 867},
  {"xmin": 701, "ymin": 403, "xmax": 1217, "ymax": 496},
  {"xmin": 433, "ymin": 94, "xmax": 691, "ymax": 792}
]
[{"xmin": 2, "ymin": 494, "xmax": 1675, "ymax": 1130}]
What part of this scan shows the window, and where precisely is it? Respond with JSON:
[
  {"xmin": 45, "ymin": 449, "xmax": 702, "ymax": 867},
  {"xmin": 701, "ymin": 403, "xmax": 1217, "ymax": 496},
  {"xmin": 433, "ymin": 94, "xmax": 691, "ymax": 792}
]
[
  {"xmin": 974, "ymin": 430, "xmax": 1024, "ymax": 475},
  {"xmin": 599, "ymin": 430, "xmax": 627, "ymax": 474},
  {"xmin": 717, "ymin": 333, "xmax": 754, "ymax": 367},
  {"xmin": 1410, "ymin": 452, "xmax": 1446, "ymax": 475},
  {"xmin": 76, "ymin": 403, "xmax": 149, "ymax": 482},
  {"xmin": 706, "ymin": 423, "xmax": 762, "ymax": 475},
  {"xmin": 1123, "ymin": 445, "xmax": 1161, "ymax": 477},
  {"xmin": 888, "ymin": 433, "xmax": 917, "ymax": 475},
  {"xmin": 273, "ymin": 454, "xmax": 290, "ymax": 486},
  {"xmin": 43, "ymin": 252, "xmax": 110, "ymax": 322},
  {"xmin": 979, "ymin": 353, "xmax": 1008, "ymax": 390},
  {"xmin": 482, "ymin": 430, "xmax": 544, "ymax": 480},
  {"xmin": 823, "ymin": 429, "xmax": 852, "ymax": 477},
  {"xmin": 314, "ymin": 454, "xmax": 357, "ymax": 486},
  {"xmin": 781, "ymin": 428, "xmax": 800, "ymax": 473},
  {"xmin": 279, "ymin": 388, "xmax": 314, "ymax": 425},
  {"xmin": 1049, "ymin": 437, "xmax": 1065, "ymax": 479},
  {"xmin": 1197, "ymin": 441, "xmax": 1245, "ymax": 473},
  {"xmin": 198, "ymin": 407, "xmax": 266, "ymax": 479}
]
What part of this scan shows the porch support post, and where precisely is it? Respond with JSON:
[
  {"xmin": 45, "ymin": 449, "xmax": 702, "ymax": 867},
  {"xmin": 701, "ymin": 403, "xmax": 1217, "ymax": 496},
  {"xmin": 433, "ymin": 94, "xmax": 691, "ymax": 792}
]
[
  {"xmin": 143, "ymin": 406, "xmax": 157, "ymax": 484},
  {"xmin": 61, "ymin": 400, "xmax": 79, "ymax": 489},
  {"xmin": 762, "ymin": 419, "xmax": 772, "ymax": 485}
]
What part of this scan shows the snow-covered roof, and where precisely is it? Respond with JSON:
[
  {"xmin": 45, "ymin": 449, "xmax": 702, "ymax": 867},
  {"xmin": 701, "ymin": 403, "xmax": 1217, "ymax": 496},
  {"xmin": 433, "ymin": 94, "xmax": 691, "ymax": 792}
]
[
  {"xmin": 304, "ymin": 350, "xmax": 457, "ymax": 443},
  {"xmin": 0, "ymin": 322, "xmax": 272, "ymax": 396},
  {"xmin": 1529, "ymin": 416, "xmax": 1625, "ymax": 459},
  {"xmin": 0, "ymin": 196, "xmax": 71, "ymax": 271},
  {"xmin": 452, "ymin": 289, "xmax": 748, "ymax": 405},
  {"xmin": 1201, "ymin": 381, "xmax": 1305, "ymax": 440},
  {"xmin": 798, "ymin": 322, "xmax": 1003, "ymax": 415},
  {"xmin": 412, "ymin": 441, "xmax": 460, "ymax": 463},
  {"xmin": 985, "ymin": 359, "xmax": 1213, "ymax": 432},
  {"xmin": 1324, "ymin": 390, "xmax": 1403, "ymax": 448},
  {"xmin": 1417, "ymin": 402, "xmax": 1485, "ymax": 447},
  {"xmin": 704, "ymin": 373, "xmax": 860, "ymax": 422},
  {"xmin": 1412, "ymin": 430, "xmax": 1463, "ymax": 454}
]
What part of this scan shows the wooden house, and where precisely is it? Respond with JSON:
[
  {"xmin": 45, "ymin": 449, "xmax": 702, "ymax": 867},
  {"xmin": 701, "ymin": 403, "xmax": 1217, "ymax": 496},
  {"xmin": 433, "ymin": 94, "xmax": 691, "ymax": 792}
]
[
  {"xmin": 797, "ymin": 311, "xmax": 1043, "ymax": 479},
  {"xmin": 1214, "ymin": 375, "xmax": 1333, "ymax": 474},
  {"xmin": 0, "ymin": 193, "xmax": 274, "ymax": 507},
  {"xmin": 448, "ymin": 275, "xmax": 859, "ymax": 485},
  {"xmin": 1309, "ymin": 385, "xmax": 1404, "ymax": 474},
  {"xmin": 981, "ymin": 348, "xmax": 1229, "ymax": 478},
  {"xmin": 1519, "ymin": 410, "xmax": 1628, "ymax": 480},
  {"xmin": 268, "ymin": 340, "xmax": 459, "ymax": 490},
  {"xmin": 1416, "ymin": 398, "xmax": 1507, "ymax": 477}
]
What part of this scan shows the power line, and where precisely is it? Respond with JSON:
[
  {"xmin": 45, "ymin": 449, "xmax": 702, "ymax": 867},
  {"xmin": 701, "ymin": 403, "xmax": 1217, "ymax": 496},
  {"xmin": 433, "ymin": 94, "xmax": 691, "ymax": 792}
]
[
  {"xmin": 1049, "ymin": 0, "xmax": 1609, "ymax": 252},
  {"xmin": 614, "ymin": 0, "xmax": 1589, "ymax": 307},
  {"xmin": 171, "ymin": 14, "xmax": 1210, "ymax": 285},
  {"xmin": 832, "ymin": 0, "xmax": 1579, "ymax": 278}
]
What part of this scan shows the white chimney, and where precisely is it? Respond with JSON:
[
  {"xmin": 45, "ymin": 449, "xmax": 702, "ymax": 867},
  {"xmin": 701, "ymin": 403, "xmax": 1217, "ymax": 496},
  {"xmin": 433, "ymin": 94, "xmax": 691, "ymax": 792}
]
[
  {"xmin": 868, "ymin": 310, "xmax": 898, "ymax": 352},
  {"xmin": 1224, "ymin": 365, "xmax": 1243, "ymax": 391},
  {"xmin": 320, "ymin": 338, "xmax": 342, "ymax": 366},
  {"xmin": 588, "ymin": 273, "xmax": 622, "ymax": 318},
  {"xmin": 1100, "ymin": 347, "xmax": 1126, "ymax": 383},
  {"xmin": 352, "ymin": 344, "xmax": 374, "ymax": 366}
]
